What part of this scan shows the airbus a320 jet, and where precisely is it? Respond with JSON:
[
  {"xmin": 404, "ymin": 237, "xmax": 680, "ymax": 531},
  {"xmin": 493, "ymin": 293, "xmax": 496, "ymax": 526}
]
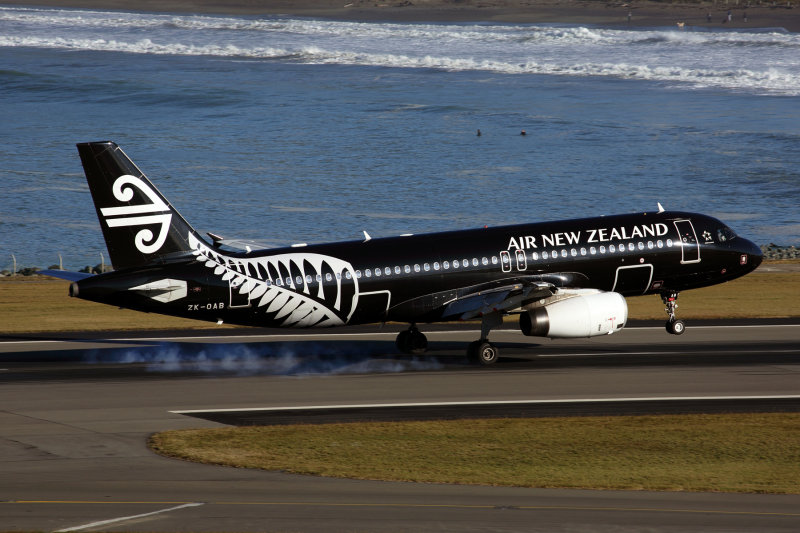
[{"xmin": 44, "ymin": 142, "xmax": 763, "ymax": 365}]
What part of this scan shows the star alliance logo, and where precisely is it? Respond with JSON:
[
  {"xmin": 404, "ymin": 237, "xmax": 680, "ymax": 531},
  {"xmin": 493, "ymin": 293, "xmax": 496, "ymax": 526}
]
[{"xmin": 100, "ymin": 175, "xmax": 172, "ymax": 254}]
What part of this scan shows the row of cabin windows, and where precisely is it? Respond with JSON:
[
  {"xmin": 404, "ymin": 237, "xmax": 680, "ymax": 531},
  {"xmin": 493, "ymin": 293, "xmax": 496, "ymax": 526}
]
[
  {"xmin": 258, "ymin": 239, "xmax": 673, "ymax": 288},
  {"xmin": 531, "ymin": 239, "xmax": 672, "ymax": 260}
]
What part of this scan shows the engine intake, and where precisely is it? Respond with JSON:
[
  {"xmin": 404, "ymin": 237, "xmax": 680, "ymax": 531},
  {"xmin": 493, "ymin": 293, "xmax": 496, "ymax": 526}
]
[{"xmin": 519, "ymin": 291, "xmax": 627, "ymax": 338}]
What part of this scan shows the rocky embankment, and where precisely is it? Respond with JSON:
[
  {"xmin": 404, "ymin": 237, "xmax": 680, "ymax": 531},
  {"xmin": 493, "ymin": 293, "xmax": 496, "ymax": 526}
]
[{"xmin": 761, "ymin": 244, "xmax": 800, "ymax": 260}]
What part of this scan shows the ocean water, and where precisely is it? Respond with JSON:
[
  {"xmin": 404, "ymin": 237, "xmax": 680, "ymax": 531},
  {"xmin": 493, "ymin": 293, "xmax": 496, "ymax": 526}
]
[{"xmin": 1, "ymin": 6, "xmax": 799, "ymax": 271}]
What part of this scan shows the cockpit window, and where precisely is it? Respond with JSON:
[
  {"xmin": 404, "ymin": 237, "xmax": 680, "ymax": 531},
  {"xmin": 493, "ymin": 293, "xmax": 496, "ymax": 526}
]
[{"xmin": 717, "ymin": 226, "xmax": 737, "ymax": 242}]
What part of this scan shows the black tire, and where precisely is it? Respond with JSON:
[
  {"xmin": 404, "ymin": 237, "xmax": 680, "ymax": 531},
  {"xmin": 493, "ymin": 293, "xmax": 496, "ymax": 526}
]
[
  {"xmin": 467, "ymin": 340, "xmax": 499, "ymax": 365},
  {"xmin": 408, "ymin": 330, "xmax": 428, "ymax": 354},
  {"xmin": 666, "ymin": 319, "xmax": 686, "ymax": 335},
  {"xmin": 395, "ymin": 330, "xmax": 411, "ymax": 353}
]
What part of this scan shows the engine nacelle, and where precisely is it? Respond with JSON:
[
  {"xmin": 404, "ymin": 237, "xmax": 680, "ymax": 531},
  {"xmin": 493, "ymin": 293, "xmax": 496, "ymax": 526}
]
[{"xmin": 519, "ymin": 291, "xmax": 627, "ymax": 338}]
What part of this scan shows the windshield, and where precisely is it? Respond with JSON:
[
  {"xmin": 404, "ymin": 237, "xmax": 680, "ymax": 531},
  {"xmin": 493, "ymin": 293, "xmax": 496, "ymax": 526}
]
[{"xmin": 717, "ymin": 225, "xmax": 737, "ymax": 242}]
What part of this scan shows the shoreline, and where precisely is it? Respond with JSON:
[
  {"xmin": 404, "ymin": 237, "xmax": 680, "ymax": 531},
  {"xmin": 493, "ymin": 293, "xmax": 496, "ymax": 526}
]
[{"xmin": 5, "ymin": 0, "xmax": 800, "ymax": 31}]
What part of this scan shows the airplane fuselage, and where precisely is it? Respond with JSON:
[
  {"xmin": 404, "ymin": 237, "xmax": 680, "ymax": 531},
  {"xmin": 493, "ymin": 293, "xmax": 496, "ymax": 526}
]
[{"xmin": 72, "ymin": 210, "xmax": 761, "ymax": 329}]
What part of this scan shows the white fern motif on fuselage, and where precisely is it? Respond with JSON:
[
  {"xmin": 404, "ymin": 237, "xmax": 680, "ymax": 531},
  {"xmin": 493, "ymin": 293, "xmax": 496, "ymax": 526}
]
[{"xmin": 189, "ymin": 234, "xmax": 359, "ymax": 327}]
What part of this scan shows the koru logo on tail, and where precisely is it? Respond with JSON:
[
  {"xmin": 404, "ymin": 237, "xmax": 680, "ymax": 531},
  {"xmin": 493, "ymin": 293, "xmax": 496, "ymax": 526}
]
[{"xmin": 100, "ymin": 175, "xmax": 172, "ymax": 254}]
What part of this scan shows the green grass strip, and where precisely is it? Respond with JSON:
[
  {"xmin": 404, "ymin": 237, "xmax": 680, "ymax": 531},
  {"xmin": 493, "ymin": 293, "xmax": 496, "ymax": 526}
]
[{"xmin": 150, "ymin": 413, "xmax": 800, "ymax": 493}]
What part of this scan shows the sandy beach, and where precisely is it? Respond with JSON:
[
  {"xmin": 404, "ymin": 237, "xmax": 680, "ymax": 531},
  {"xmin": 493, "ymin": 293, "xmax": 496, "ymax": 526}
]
[{"xmin": 5, "ymin": 0, "xmax": 800, "ymax": 32}]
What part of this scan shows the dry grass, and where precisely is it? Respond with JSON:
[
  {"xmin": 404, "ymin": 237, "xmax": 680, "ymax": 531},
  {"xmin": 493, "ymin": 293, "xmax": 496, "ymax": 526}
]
[
  {"xmin": 150, "ymin": 413, "xmax": 800, "ymax": 493},
  {"xmin": 626, "ymin": 269, "xmax": 800, "ymax": 319},
  {"xmin": 1, "ymin": 263, "xmax": 798, "ymax": 333}
]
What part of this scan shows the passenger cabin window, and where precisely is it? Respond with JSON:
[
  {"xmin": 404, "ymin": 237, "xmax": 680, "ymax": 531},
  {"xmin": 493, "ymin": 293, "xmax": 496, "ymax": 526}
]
[
  {"xmin": 424, "ymin": 263, "xmax": 430, "ymax": 272},
  {"xmin": 462, "ymin": 259, "xmax": 469, "ymax": 268},
  {"xmin": 393, "ymin": 266, "xmax": 400, "ymax": 275},
  {"xmin": 404, "ymin": 265, "xmax": 411, "ymax": 273},
  {"xmin": 414, "ymin": 264, "xmax": 421, "ymax": 272},
  {"xmin": 443, "ymin": 261, "xmax": 450, "ymax": 269},
  {"xmin": 433, "ymin": 262, "xmax": 440, "ymax": 270}
]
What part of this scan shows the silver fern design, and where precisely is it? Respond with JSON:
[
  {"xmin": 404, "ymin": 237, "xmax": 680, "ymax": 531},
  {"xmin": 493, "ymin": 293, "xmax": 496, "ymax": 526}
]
[{"xmin": 190, "ymin": 234, "xmax": 359, "ymax": 327}]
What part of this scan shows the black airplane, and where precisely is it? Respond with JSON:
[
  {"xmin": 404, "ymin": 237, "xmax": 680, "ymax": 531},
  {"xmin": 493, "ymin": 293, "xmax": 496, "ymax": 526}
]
[{"xmin": 44, "ymin": 141, "xmax": 763, "ymax": 365}]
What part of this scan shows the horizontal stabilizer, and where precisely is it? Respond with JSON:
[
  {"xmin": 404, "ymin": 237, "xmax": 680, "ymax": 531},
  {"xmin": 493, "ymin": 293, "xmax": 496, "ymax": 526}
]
[{"xmin": 39, "ymin": 269, "xmax": 93, "ymax": 282}]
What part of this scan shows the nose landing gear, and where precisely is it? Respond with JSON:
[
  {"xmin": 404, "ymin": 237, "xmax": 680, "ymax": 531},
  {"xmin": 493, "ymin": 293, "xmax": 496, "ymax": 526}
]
[{"xmin": 661, "ymin": 291, "xmax": 686, "ymax": 335}]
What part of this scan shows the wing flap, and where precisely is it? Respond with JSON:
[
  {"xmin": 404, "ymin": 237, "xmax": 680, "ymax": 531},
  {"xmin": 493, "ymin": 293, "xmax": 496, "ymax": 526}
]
[{"xmin": 442, "ymin": 281, "xmax": 553, "ymax": 320}]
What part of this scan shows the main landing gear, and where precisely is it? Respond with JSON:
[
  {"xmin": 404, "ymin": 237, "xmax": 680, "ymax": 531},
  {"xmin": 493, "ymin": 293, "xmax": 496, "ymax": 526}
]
[
  {"xmin": 395, "ymin": 324, "xmax": 428, "ymax": 354},
  {"xmin": 396, "ymin": 311, "xmax": 504, "ymax": 365},
  {"xmin": 467, "ymin": 311, "xmax": 503, "ymax": 365},
  {"xmin": 661, "ymin": 291, "xmax": 686, "ymax": 335}
]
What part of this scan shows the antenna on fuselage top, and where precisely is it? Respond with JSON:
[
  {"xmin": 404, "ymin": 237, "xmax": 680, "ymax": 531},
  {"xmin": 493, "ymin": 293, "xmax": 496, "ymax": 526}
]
[{"xmin": 657, "ymin": 202, "xmax": 665, "ymax": 213}]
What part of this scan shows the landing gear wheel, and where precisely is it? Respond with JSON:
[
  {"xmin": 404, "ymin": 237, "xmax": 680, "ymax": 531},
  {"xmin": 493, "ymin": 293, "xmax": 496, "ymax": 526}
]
[
  {"xmin": 396, "ymin": 326, "xmax": 428, "ymax": 354},
  {"xmin": 661, "ymin": 291, "xmax": 686, "ymax": 336},
  {"xmin": 666, "ymin": 319, "xmax": 686, "ymax": 335},
  {"xmin": 467, "ymin": 340, "xmax": 499, "ymax": 366}
]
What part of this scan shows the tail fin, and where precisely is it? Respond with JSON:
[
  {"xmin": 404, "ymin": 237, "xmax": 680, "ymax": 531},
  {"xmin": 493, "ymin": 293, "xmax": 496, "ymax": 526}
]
[{"xmin": 77, "ymin": 141, "xmax": 201, "ymax": 270}]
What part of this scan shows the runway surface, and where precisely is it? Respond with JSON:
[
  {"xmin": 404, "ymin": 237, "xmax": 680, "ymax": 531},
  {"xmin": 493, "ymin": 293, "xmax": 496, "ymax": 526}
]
[{"xmin": 1, "ymin": 322, "xmax": 799, "ymax": 532}]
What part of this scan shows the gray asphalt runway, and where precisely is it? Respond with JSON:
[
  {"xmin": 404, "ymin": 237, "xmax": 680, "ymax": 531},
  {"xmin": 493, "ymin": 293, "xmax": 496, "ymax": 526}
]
[{"xmin": 1, "ymin": 323, "xmax": 799, "ymax": 532}]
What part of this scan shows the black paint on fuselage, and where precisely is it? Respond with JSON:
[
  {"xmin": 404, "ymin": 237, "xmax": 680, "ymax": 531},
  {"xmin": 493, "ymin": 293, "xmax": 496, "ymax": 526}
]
[{"xmin": 74, "ymin": 210, "xmax": 762, "ymax": 329}]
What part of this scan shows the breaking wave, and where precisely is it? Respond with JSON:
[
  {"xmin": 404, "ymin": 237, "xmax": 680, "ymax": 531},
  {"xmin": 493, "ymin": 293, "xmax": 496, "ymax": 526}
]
[{"xmin": 1, "ymin": 6, "xmax": 799, "ymax": 95}]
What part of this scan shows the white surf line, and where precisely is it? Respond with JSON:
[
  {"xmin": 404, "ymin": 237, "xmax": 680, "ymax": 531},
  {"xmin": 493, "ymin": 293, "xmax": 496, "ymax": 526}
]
[
  {"xmin": 53, "ymin": 502, "xmax": 203, "ymax": 532},
  {"xmin": 170, "ymin": 395, "xmax": 800, "ymax": 414}
]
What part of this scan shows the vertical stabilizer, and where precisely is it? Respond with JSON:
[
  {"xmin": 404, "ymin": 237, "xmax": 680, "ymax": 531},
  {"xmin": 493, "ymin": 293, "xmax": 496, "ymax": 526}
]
[{"xmin": 77, "ymin": 141, "xmax": 201, "ymax": 270}]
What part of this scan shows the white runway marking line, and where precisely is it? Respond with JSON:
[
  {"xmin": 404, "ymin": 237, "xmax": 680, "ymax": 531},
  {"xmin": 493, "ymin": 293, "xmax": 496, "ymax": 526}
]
[
  {"xmin": 53, "ymin": 502, "xmax": 203, "ymax": 532},
  {"xmin": 1, "ymin": 323, "xmax": 797, "ymax": 346},
  {"xmin": 170, "ymin": 395, "xmax": 800, "ymax": 414}
]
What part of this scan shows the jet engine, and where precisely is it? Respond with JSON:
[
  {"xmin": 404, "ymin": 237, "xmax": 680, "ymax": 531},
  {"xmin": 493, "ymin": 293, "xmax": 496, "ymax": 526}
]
[{"xmin": 519, "ymin": 290, "xmax": 627, "ymax": 338}]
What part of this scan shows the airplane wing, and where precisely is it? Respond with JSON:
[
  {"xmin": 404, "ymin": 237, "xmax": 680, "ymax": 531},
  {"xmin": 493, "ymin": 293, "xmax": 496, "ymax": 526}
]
[
  {"xmin": 206, "ymin": 232, "xmax": 282, "ymax": 252},
  {"xmin": 388, "ymin": 275, "xmax": 567, "ymax": 323},
  {"xmin": 440, "ymin": 280, "xmax": 554, "ymax": 320},
  {"xmin": 39, "ymin": 269, "xmax": 94, "ymax": 282}
]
